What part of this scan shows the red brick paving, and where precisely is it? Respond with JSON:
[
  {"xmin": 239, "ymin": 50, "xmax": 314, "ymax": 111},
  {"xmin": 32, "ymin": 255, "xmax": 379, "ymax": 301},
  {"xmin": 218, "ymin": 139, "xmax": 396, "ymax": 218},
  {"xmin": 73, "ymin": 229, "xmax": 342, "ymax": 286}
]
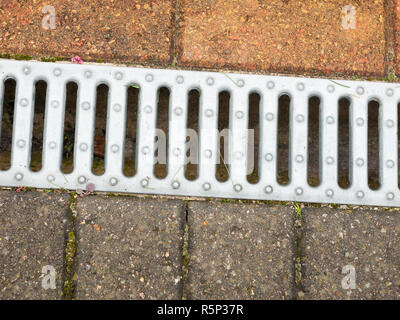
[
  {"xmin": 178, "ymin": 0, "xmax": 387, "ymax": 77},
  {"xmin": 393, "ymin": 0, "xmax": 400, "ymax": 75},
  {"xmin": 0, "ymin": 0, "xmax": 174, "ymax": 64}
]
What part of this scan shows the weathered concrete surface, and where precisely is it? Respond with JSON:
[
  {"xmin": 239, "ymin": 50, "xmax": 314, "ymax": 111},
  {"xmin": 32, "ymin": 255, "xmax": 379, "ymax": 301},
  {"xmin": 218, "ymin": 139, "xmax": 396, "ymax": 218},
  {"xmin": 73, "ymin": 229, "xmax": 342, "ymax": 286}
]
[
  {"xmin": 0, "ymin": 0, "xmax": 174, "ymax": 64},
  {"xmin": 0, "ymin": 190, "xmax": 71, "ymax": 299},
  {"xmin": 301, "ymin": 207, "xmax": 400, "ymax": 300},
  {"xmin": 185, "ymin": 201, "xmax": 295, "ymax": 299},
  {"xmin": 75, "ymin": 196, "xmax": 185, "ymax": 299},
  {"xmin": 179, "ymin": 0, "xmax": 386, "ymax": 77}
]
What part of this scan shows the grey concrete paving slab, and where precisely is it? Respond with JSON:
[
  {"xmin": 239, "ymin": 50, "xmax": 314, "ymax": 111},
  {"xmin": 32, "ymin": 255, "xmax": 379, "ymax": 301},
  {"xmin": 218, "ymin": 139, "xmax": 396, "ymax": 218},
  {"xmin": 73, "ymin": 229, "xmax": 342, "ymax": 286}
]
[
  {"xmin": 75, "ymin": 196, "xmax": 185, "ymax": 299},
  {"xmin": 301, "ymin": 207, "xmax": 400, "ymax": 300},
  {"xmin": 0, "ymin": 190, "xmax": 71, "ymax": 299},
  {"xmin": 185, "ymin": 201, "xmax": 295, "ymax": 300}
]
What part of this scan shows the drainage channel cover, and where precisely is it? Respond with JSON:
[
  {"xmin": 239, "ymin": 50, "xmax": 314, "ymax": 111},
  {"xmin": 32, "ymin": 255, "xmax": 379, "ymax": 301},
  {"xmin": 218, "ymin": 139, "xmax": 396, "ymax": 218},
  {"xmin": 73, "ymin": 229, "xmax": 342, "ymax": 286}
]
[{"xmin": 0, "ymin": 59, "xmax": 399, "ymax": 207}]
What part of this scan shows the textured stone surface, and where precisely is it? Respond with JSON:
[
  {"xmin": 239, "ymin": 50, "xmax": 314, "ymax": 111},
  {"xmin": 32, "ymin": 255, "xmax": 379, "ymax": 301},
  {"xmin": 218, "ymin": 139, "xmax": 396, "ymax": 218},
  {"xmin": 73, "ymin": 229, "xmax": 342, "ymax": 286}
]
[
  {"xmin": 0, "ymin": 190, "xmax": 71, "ymax": 299},
  {"xmin": 75, "ymin": 196, "xmax": 185, "ymax": 299},
  {"xmin": 179, "ymin": 0, "xmax": 386, "ymax": 77},
  {"xmin": 0, "ymin": 0, "xmax": 174, "ymax": 64},
  {"xmin": 301, "ymin": 207, "xmax": 400, "ymax": 300},
  {"xmin": 185, "ymin": 201, "xmax": 295, "ymax": 299}
]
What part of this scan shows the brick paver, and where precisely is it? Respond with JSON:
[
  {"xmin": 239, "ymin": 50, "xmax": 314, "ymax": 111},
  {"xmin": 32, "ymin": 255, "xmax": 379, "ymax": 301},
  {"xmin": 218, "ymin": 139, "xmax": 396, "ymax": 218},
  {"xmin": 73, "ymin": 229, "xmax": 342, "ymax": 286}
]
[
  {"xmin": 0, "ymin": 191, "xmax": 71, "ymax": 299},
  {"xmin": 301, "ymin": 207, "xmax": 400, "ymax": 300},
  {"xmin": 392, "ymin": 0, "xmax": 400, "ymax": 75},
  {"xmin": 178, "ymin": 0, "xmax": 386, "ymax": 77},
  {"xmin": 185, "ymin": 201, "xmax": 295, "ymax": 299},
  {"xmin": 75, "ymin": 196, "xmax": 185, "ymax": 299},
  {"xmin": 0, "ymin": 0, "xmax": 174, "ymax": 64}
]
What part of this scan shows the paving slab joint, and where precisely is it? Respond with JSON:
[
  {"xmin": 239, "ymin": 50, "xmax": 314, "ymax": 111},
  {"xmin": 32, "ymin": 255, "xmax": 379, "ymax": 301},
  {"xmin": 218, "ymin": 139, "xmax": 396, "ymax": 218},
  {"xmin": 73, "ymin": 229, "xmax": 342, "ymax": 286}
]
[
  {"xmin": 181, "ymin": 200, "xmax": 190, "ymax": 300},
  {"xmin": 293, "ymin": 202, "xmax": 305, "ymax": 300},
  {"xmin": 63, "ymin": 192, "xmax": 78, "ymax": 299},
  {"xmin": 171, "ymin": 0, "xmax": 181, "ymax": 67},
  {"xmin": 385, "ymin": 0, "xmax": 398, "ymax": 81}
]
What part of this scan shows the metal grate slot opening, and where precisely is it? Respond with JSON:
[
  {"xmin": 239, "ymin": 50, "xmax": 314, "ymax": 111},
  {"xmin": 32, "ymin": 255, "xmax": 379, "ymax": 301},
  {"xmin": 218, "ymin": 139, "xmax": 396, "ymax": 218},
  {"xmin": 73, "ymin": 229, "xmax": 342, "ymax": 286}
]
[
  {"xmin": 308, "ymin": 96, "xmax": 321, "ymax": 187},
  {"xmin": 185, "ymin": 89, "xmax": 200, "ymax": 181},
  {"xmin": 154, "ymin": 87, "xmax": 170, "ymax": 179},
  {"xmin": 61, "ymin": 81, "xmax": 78, "ymax": 174},
  {"xmin": 247, "ymin": 92, "xmax": 260, "ymax": 184},
  {"xmin": 92, "ymin": 84, "xmax": 109, "ymax": 175},
  {"xmin": 368, "ymin": 99, "xmax": 380, "ymax": 190},
  {"xmin": 123, "ymin": 84, "xmax": 139, "ymax": 177},
  {"xmin": 0, "ymin": 78, "xmax": 16, "ymax": 171},
  {"xmin": 338, "ymin": 97, "xmax": 351, "ymax": 189},
  {"xmin": 30, "ymin": 80, "xmax": 47, "ymax": 172},
  {"xmin": 277, "ymin": 94, "xmax": 290, "ymax": 185},
  {"xmin": 216, "ymin": 90, "xmax": 230, "ymax": 182}
]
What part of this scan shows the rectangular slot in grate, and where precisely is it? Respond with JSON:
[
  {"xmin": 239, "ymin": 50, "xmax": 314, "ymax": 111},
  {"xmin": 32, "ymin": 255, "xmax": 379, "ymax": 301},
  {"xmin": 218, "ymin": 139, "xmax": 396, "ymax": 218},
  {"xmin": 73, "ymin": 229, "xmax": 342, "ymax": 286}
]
[{"xmin": 0, "ymin": 59, "xmax": 399, "ymax": 207}]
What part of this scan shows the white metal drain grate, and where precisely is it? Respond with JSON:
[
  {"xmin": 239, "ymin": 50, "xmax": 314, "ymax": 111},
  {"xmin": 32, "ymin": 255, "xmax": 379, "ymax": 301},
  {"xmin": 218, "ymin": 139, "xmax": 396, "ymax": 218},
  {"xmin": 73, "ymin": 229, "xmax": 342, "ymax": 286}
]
[{"xmin": 0, "ymin": 59, "xmax": 399, "ymax": 207}]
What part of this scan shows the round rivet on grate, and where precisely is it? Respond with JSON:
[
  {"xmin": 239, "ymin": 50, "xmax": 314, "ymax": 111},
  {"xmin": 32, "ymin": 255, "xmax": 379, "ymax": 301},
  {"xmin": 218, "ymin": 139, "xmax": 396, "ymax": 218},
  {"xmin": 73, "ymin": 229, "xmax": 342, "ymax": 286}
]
[
  {"xmin": 235, "ymin": 111, "xmax": 244, "ymax": 119},
  {"xmin": 145, "ymin": 74, "xmax": 154, "ymax": 82},
  {"xmin": 20, "ymin": 98, "xmax": 28, "ymax": 107},
  {"xmin": 51, "ymin": 100, "xmax": 59, "ymax": 108},
  {"xmin": 53, "ymin": 68, "xmax": 62, "ymax": 77},
  {"xmin": 356, "ymin": 190, "xmax": 364, "ymax": 199},
  {"xmin": 82, "ymin": 102, "xmax": 90, "ymax": 110},
  {"xmin": 296, "ymin": 114, "xmax": 304, "ymax": 123},
  {"xmin": 356, "ymin": 158, "xmax": 364, "ymax": 167},
  {"xmin": 113, "ymin": 104, "xmax": 121, "ymax": 112},
  {"xmin": 264, "ymin": 153, "xmax": 273, "ymax": 162},
  {"xmin": 206, "ymin": 77, "xmax": 215, "ymax": 86},
  {"xmin": 22, "ymin": 66, "xmax": 31, "ymax": 75},
  {"xmin": 171, "ymin": 181, "xmax": 180, "ymax": 189},
  {"xmin": 174, "ymin": 107, "xmax": 183, "ymax": 116},
  {"xmin": 295, "ymin": 155, "xmax": 304, "ymax": 163},
  {"xmin": 326, "ymin": 116, "xmax": 335, "ymax": 124},
  {"xmin": 17, "ymin": 139, "xmax": 26, "ymax": 148},
  {"xmin": 326, "ymin": 157, "xmax": 334, "ymax": 165},
  {"xmin": 386, "ymin": 160, "xmax": 395, "ymax": 168},
  {"xmin": 205, "ymin": 109, "xmax": 214, "ymax": 117},
  {"xmin": 78, "ymin": 176, "xmax": 86, "ymax": 184},
  {"xmin": 204, "ymin": 149, "xmax": 212, "ymax": 158},
  {"xmin": 202, "ymin": 182, "xmax": 211, "ymax": 191},
  {"xmin": 48, "ymin": 141, "xmax": 56, "ymax": 149},
  {"xmin": 234, "ymin": 184, "xmax": 242, "ymax": 192},
  {"xmin": 144, "ymin": 105, "xmax": 152, "ymax": 113},
  {"xmin": 386, "ymin": 88, "xmax": 394, "ymax": 97},
  {"xmin": 109, "ymin": 177, "xmax": 118, "ymax": 186},
  {"xmin": 141, "ymin": 179, "xmax": 149, "ymax": 188},
  {"xmin": 114, "ymin": 72, "xmax": 123, "ymax": 80},
  {"xmin": 327, "ymin": 85, "xmax": 335, "ymax": 93},
  {"xmin": 236, "ymin": 79, "xmax": 245, "ymax": 87},
  {"xmin": 84, "ymin": 70, "xmax": 92, "ymax": 78},
  {"xmin": 79, "ymin": 143, "xmax": 88, "ymax": 151},
  {"xmin": 267, "ymin": 81, "xmax": 275, "ymax": 89},
  {"xmin": 141, "ymin": 146, "xmax": 150, "ymax": 155},
  {"xmin": 47, "ymin": 175, "xmax": 55, "ymax": 182},
  {"xmin": 111, "ymin": 144, "xmax": 119, "ymax": 153},
  {"xmin": 386, "ymin": 192, "xmax": 395, "ymax": 200},
  {"xmin": 356, "ymin": 86, "xmax": 364, "ymax": 95},
  {"xmin": 295, "ymin": 187, "xmax": 303, "ymax": 196},
  {"xmin": 385, "ymin": 119, "xmax": 394, "ymax": 128},
  {"xmin": 176, "ymin": 75, "xmax": 184, "ymax": 84},
  {"xmin": 264, "ymin": 185, "xmax": 273, "ymax": 194},
  {"xmin": 265, "ymin": 113, "xmax": 274, "ymax": 121},
  {"xmin": 15, "ymin": 173, "xmax": 23, "ymax": 181},
  {"xmin": 326, "ymin": 189, "xmax": 334, "ymax": 198},
  {"xmin": 173, "ymin": 148, "xmax": 181, "ymax": 156},
  {"xmin": 297, "ymin": 83, "xmax": 305, "ymax": 91},
  {"xmin": 356, "ymin": 118, "xmax": 364, "ymax": 126}
]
